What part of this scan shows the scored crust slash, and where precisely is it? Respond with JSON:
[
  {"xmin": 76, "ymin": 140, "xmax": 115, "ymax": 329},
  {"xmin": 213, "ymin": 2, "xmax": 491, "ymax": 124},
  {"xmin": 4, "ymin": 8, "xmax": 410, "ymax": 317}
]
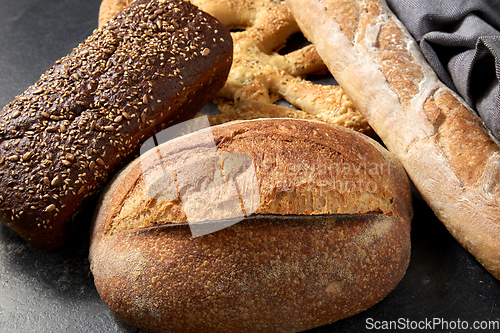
[
  {"xmin": 0, "ymin": 0, "xmax": 233, "ymax": 249},
  {"xmin": 99, "ymin": 0, "xmax": 372, "ymax": 134}
]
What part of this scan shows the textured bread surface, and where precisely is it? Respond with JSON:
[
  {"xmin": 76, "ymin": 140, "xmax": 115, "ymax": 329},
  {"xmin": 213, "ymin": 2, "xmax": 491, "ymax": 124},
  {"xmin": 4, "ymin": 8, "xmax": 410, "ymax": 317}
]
[
  {"xmin": 0, "ymin": 0, "xmax": 232, "ymax": 249},
  {"xmin": 89, "ymin": 118, "xmax": 412, "ymax": 333},
  {"xmin": 287, "ymin": 0, "xmax": 500, "ymax": 279},
  {"xmin": 99, "ymin": 0, "xmax": 372, "ymax": 134}
]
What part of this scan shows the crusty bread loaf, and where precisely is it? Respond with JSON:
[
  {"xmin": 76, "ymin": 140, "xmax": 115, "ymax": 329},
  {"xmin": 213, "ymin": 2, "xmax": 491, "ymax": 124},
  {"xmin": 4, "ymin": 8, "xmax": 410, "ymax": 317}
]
[
  {"xmin": 0, "ymin": 0, "xmax": 232, "ymax": 249},
  {"xmin": 89, "ymin": 118, "xmax": 412, "ymax": 333},
  {"xmin": 286, "ymin": 0, "xmax": 500, "ymax": 279}
]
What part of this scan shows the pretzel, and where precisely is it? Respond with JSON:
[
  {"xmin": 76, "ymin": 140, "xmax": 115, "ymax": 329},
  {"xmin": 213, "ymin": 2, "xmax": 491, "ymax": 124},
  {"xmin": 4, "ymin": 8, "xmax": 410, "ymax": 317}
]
[{"xmin": 98, "ymin": 0, "xmax": 371, "ymax": 133}]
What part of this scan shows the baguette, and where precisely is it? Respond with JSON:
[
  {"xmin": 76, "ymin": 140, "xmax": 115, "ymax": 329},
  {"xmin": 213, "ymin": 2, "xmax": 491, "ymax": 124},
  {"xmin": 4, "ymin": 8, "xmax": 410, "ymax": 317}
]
[
  {"xmin": 89, "ymin": 118, "xmax": 413, "ymax": 333},
  {"xmin": 0, "ymin": 0, "xmax": 232, "ymax": 249},
  {"xmin": 286, "ymin": 0, "xmax": 500, "ymax": 279}
]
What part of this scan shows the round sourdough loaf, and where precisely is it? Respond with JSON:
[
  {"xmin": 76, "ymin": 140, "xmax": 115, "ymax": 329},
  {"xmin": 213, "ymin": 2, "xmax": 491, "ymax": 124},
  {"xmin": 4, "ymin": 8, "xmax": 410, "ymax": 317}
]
[{"xmin": 89, "ymin": 118, "xmax": 413, "ymax": 333}]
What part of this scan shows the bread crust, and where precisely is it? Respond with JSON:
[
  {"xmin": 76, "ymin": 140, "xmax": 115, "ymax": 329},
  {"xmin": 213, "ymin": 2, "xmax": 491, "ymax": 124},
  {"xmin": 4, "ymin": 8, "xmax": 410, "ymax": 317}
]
[
  {"xmin": 89, "ymin": 118, "xmax": 412, "ymax": 332},
  {"xmin": 286, "ymin": 0, "xmax": 500, "ymax": 278},
  {"xmin": 0, "ymin": 0, "xmax": 232, "ymax": 249}
]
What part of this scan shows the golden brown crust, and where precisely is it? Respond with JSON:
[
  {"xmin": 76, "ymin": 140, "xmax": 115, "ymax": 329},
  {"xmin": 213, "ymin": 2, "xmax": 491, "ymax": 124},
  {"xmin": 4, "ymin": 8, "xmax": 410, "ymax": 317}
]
[
  {"xmin": 0, "ymin": 0, "xmax": 232, "ymax": 249},
  {"xmin": 287, "ymin": 0, "xmax": 500, "ymax": 278},
  {"xmin": 89, "ymin": 118, "xmax": 412, "ymax": 332},
  {"xmin": 423, "ymin": 88, "xmax": 499, "ymax": 187},
  {"xmin": 99, "ymin": 0, "xmax": 372, "ymax": 134},
  {"xmin": 91, "ymin": 214, "xmax": 410, "ymax": 333}
]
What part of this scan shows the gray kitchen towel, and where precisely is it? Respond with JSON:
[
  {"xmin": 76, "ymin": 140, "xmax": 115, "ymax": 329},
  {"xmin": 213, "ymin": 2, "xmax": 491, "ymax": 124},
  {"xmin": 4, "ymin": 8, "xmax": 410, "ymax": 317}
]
[{"xmin": 386, "ymin": 0, "xmax": 500, "ymax": 141}]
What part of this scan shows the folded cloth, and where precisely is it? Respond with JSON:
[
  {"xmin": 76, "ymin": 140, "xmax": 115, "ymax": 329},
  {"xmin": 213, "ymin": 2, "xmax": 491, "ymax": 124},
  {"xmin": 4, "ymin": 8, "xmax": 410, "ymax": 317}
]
[{"xmin": 386, "ymin": 0, "xmax": 500, "ymax": 141}]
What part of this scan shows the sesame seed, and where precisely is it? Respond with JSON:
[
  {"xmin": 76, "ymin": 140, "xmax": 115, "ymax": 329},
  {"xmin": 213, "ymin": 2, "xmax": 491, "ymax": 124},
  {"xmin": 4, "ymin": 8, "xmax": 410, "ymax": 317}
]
[
  {"xmin": 45, "ymin": 204, "xmax": 56, "ymax": 213},
  {"xmin": 22, "ymin": 152, "xmax": 34, "ymax": 162},
  {"xmin": 51, "ymin": 176, "xmax": 60, "ymax": 186}
]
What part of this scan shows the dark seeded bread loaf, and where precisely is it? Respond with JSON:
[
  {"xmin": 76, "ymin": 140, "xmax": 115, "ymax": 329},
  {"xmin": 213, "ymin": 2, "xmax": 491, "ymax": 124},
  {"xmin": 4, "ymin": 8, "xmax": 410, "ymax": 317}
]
[
  {"xmin": 89, "ymin": 118, "xmax": 413, "ymax": 333},
  {"xmin": 0, "ymin": 0, "xmax": 232, "ymax": 249}
]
